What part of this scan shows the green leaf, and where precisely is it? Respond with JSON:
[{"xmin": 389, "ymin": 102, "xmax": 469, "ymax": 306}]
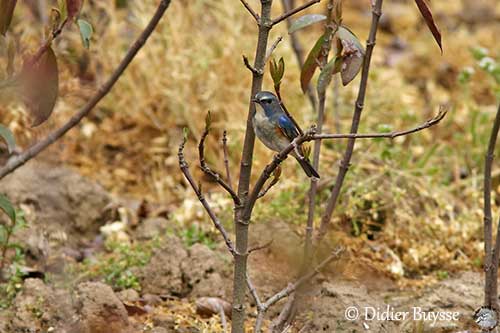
[
  {"xmin": 0, "ymin": 0, "xmax": 17, "ymax": 36},
  {"xmin": 317, "ymin": 56, "xmax": 341, "ymax": 94},
  {"xmin": 414, "ymin": 0, "xmax": 442, "ymax": 53},
  {"xmin": 20, "ymin": 46, "xmax": 59, "ymax": 127},
  {"xmin": 57, "ymin": 0, "xmax": 68, "ymax": 22},
  {"xmin": 0, "ymin": 194, "xmax": 16, "ymax": 223},
  {"xmin": 300, "ymin": 33, "xmax": 327, "ymax": 94},
  {"xmin": 77, "ymin": 19, "xmax": 93, "ymax": 49},
  {"xmin": 0, "ymin": 124, "xmax": 15, "ymax": 154},
  {"xmin": 270, "ymin": 57, "xmax": 285, "ymax": 86},
  {"xmin": 288, "ymin": 14, "xmax": 326, "ymax": 34}
]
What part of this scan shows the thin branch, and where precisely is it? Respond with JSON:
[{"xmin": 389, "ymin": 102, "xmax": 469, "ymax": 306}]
[
  {"xmin": 242, "ymin": 107, "xmax": 447, "ymax": 223},
  {"xmin": 281, "ymin": 0, "xmax": 317, "ymax": 110},
  {"xmin": 243, "ymin": 55, "xmax": 264, "ymax": 76},
  {"xmin": 246, "ymin": 273, "xmax": 264, "ymax": 312},
  {"xmin": 179, "ymin": 136, "xmax": 236, "ymax": 256},
  {"xmin": 263, "ymin": 248, "xmax": 342, "ymax": 309},
  {"xmin": 239, "ymin": 0, "xmax": 260, "ymax": 23},
  {"xmin": 271, "ymin": 0, "xmax": 322, "ymax": 26},
  {"xmin": 248, "ymin": 239, "xmax": 273, "ymax": 254},
  {"xmin": 316, "ymin": 0, "xmax": 384, "ymax": 244},
  {"xmin": 483, "ymin": 102, "xmax": 500, "ymax": 310},
  {"xmin": 258, "ymin": 167, "xmax": 281, "ymax": 198},
  {"xmin": 222, "ymin": 130, "xmax": 233, "ymax": 190},
  {"xmin": 265, "ymin": 36, "xmax": 283, "ymax": 64},
  {"xmin": 198, "ymin": 126, "xmax": 241, "ymax": 206},
  {"xmin": 0, "ymin": 0, "xmax": 174, "ymax": 180}
]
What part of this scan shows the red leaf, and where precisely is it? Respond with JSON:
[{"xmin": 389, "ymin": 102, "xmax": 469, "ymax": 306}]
[
  {"xmin": 20, "ymin": 47, "xmax": 59, "ymax": 127},
  {"xmin": 0, "ymin": 0, "xmax": 17, "ymax": 35},
  {"xmin": 414, "ymin": 0, "xmax": 442, "ymax": 53},
  {"xmin": 300, "ymin": 33, "xmax": 327, "ymax": 94},
  {"xmin": 66, "ymin": 0, "xmax": 83, "ymax": 21}
]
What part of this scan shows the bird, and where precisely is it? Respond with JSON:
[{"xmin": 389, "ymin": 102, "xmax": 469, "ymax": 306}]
[{"xmin": 252, "ymin": 91, "xmax": 320, "ymax": 178}]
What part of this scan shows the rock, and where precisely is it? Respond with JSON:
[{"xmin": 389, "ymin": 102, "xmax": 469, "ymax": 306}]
[
  {"xmin": 135, "ymin": 217, "xmax": 168, "ymax": 240},
  {"xmin": 151, "ymin": 328, "xmax": 169, "ymax": 333},
  {"xmin": 117, "ymin": 288, "xmax": 140, "ymax": 303},
  {"xmin": 139, "ymin": 236, "xmax": 189, "ymax": 296},
  {"xmin": 183, "ymin": 243, "xmax": 230, "ymax": 298},
  {"xmin": 152, "ymin": 312, "xmax": 176, "ymax": 330},
  {"xmin": 74, "ymin": 282, "xmax": 131, "ymax": 333},
  {"xmin": 8, "ymin": 278, "xmax": 76, "ymax": 332},
  {"xmin": 0, "ymin": 162, "xmax": 111, "ymax": 246}
]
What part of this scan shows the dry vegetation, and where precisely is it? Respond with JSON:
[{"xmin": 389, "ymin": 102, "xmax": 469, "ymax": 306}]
[{"xmin": 1, "ymin": 0, "xmax": 500, "ymax": 330}]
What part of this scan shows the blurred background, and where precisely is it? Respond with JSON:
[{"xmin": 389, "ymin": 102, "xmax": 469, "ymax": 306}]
[{"xmin": 1, "ymin": 0, "xmax": 500, "ymax": 331}]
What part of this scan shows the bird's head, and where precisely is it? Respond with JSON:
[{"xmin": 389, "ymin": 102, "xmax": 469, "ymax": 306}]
[{"xmin": 252, "ymin": 91, "xmax": 280, "ymax": 116}]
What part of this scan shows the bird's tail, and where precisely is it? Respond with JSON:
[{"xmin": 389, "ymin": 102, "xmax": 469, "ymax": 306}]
[{"xmin": 295, "ymin": 156, "xmax": 320, "ymax": 178}]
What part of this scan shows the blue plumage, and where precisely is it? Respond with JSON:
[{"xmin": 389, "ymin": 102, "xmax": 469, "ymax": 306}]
[{"xmin": 252, "ymin": 91, "xmax": 320, "ymax": 179}]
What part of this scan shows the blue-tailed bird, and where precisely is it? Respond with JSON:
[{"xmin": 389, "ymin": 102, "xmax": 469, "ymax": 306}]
[{"xmin": 252, "ymin": 91, "xmax": 320, "ymax": 178}]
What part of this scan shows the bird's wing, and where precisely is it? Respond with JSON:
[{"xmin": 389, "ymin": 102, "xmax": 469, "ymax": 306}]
[{"xmin": 277, "ymin": 114, "xmax": 299, "ymax": 141}]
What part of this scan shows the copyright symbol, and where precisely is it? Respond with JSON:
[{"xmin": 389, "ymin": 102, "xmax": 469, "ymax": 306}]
[{"xmin": 345, "ymin": 306, "xmax": 359, "ymax": 321}]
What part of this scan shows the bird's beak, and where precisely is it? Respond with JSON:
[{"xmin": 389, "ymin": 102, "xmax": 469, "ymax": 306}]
[{"xmin": 251, "ymin": 98, "xmax": 258, "ymax": 103}]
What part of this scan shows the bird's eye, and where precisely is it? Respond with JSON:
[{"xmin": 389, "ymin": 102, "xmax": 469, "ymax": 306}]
[{"xmin": 263, "ymin": 99, "xmax": 271, "ymax": 104}]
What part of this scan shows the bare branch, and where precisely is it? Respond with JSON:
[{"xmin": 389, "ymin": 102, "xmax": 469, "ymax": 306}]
[
  {"xmin": 0, "ymin": 0, "xmax": 174, "ymax": 180},
  {"xmin": 198, "ymin": 125, "xmax": 241, "ymax": 206},
  {"xmin": 316, "ymin": 0, "xmax": 384, "ymax": 243},
  {"xmin": 179, "ymin": 136, "xmax": 236, "ymax": 256},
  {"xmin": 239, "ymin": 0, "xmax": 260, "ymax": 23},
  {"xmin": 265, "ymin": 36, "xmax": 284, "ymax": 64},
  {"xmin": 222, "ymin": 130, "xmax": 233, "ymax": 190},
  {"xmin": 483, "ymin": 102, "xmax": 500, "ymax": 310},
  {"xmin": 248, "ymin": 239, "xmax": 273, "ymax": 254},
  {"xmin": 243, "ymin": 55, "xmax": 263, "ymax": 76},
  {"xmin": 263, "ymin": 247, "xmax": 343, "ymax": 310},
  {"xmin": 272, "ymin": 0, "xmax": 322, "ymax": 26},
  {"xmin": 246, "ymin": 273, "xmax": 264, "ymax": 312},
  {"xmin": 258, "ymin": 167, "xmax": 281, "ymax": 198}
]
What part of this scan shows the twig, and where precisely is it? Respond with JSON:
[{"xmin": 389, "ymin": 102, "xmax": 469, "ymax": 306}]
[
  {"xmin": 483, "ymin": 102, "xmax": 500, "ymax": 310},
  {"xmin": 316, "ymin": 0, "xmax": 385, "ymax": 244},
  {"xmin": 198, "ymin": 126, "xmax": 241, "ymax": 206},
  {"xmin": 222, "ymin": 130, "xmax": 233, "ymax": 190},
  {"xmin": 281, "ymin": 0, "xmax": 317, "ymax": 110},
  {"xmin": 246, "ymin": 273, "xmax": 264, "ymax": 312},
  {"xmin": 178, "ymin": 136, "xmax": 236, "ymax": 256},
  {"xmin": 272, "ymin": 0, "xmax": 322, "ymax": 26},
  {"xmin": 239, "ymin": 0, "xmax": 260, "ymax": 23},
  {"xmin": 0, "ymin": 0, "xmax": 174, "ymax": 180},
  {"xmin": 248, "ymin": 239, "xmax": 273, "ymax": 254},
  {"xmin": 243, "ymin": 55, "xmax": 264, "ymax": 76},
  {"xmin": 258, "ymin": 167, "xmax": 281, "ymax": 198},
  {"xmin": 265, "ymin": 36, "xmax": 283, "ymax": 64},
  {"xmin": 253, "ymin": 248, "xmax": 343, "ymax": 333}
]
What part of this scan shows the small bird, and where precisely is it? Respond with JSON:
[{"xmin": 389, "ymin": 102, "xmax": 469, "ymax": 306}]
[{"xmin": 252, "ymin": 91, "xmax": 320, "ymax": 178}]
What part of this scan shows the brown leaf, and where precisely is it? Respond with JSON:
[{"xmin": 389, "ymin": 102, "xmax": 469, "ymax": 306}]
[
  {"xmin": 0, "ymin": 0, "xmax": 17, "ymax": 35},
  {"xmin": 300, "ymin": 33, "xmax": 327, "ymax": 94},
  {"xmin": 21, "ymin": 46, "xmax": 59, "ymax": 127},
  {"xmin": 414, "ymin": 0, "xmax": 442, "ymax": 53},
  {"xmin": 66, "ymin": 0, "xmax": 83, "ymax": 21},
  {"xmin": 195, "ymin": 297, "xmax": 232, "ymax": 319},
  {"xmin": 337, "ymin": 26, "xmax": 365, "ymax": 86}
]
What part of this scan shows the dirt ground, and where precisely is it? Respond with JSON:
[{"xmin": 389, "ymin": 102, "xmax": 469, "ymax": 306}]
[{"xmin": 0, "ymin": 163, "xmax": 489, "ymax": 332}]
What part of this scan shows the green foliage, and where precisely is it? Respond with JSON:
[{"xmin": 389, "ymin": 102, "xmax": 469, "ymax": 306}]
[
  {"xmin": 181, "ymin": 224, "xmax": 217, "ymax": 249},
  {"xmin": 82, "ymin": 240, "xmax": 156, "ymax": 291},
  {"xmin": 77, "ymin": 19, "xmax": 93, "ymax": 49},
  {"xmin": 0, "ymin": 124, "xmax": 15, "ymax": 154}
]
